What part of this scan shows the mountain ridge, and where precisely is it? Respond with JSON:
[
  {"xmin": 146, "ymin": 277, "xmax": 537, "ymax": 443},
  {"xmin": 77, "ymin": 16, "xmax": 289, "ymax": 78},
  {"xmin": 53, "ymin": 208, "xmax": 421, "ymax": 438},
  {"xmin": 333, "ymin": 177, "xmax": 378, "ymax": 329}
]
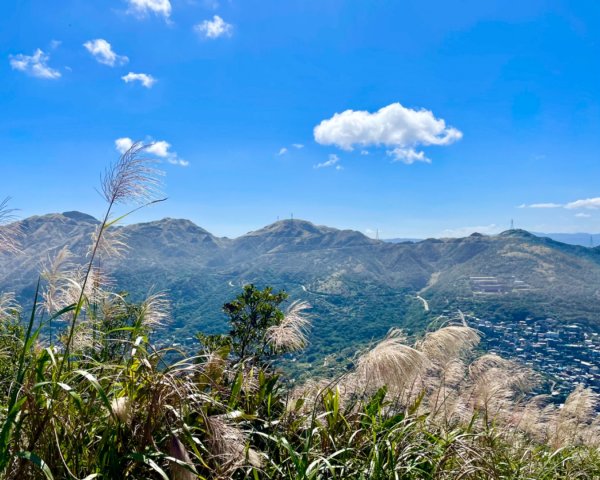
[{"xmin": 2, "ymin": 211, "xmax": 600, "ymax": 377}]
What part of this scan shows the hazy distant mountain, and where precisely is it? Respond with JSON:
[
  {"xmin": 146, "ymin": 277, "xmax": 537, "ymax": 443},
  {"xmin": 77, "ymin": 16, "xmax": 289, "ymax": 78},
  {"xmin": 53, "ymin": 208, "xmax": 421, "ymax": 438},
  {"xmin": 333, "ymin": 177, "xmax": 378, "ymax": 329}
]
[
  {"xmin": 533, "ymin": 232, "xmax": 600, "ymax": 247},
  {"xmin": 386, "ymin": 232, "xmax": 600, "ymax": 247},
  {"xmin": 2, "ymin": 213, "xmax": 600, "ymax": 374}
]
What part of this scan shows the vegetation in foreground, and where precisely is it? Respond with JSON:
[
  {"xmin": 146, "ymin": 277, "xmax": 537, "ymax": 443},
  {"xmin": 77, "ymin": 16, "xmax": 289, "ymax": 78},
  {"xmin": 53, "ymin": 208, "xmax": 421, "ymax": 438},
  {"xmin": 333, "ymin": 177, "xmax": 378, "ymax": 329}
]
[{"xmin": 0, "ymin": 145, "xmax": 599, "ymax": 479}]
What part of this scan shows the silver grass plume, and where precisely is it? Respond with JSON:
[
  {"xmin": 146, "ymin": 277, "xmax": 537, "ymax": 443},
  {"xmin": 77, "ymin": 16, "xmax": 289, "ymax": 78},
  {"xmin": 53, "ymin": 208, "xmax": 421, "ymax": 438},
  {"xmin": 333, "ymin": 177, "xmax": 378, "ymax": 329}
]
[
  {"xmin": 205, "ymin": 416, "xmax": 262, "ymax": 471},
  {"xmin": 71, "ymin": 322, "xmax": 102, "ymax": 353},
  {"xmin": 88, "ymin": 223, "xmax": 128, "ymax": 259},
  {"xmin": 138, "ymin": 292, "xmax": 170, "ymax": 328},
  {"xmin": 354, "ymin": 328, "xmax": 428, "ymax": 393},
  {"xmin": 467, "ymin": 354, "xmax": 536, "ymax": 422},
  {"xmin": 40, "ymin": 246, "xmax": 74, "ymax": 315},
  {"xmin": 0, "ymin": 292, "xmax": 20, "ymax": 319},
  {"xmin": 62, "ymin": 266, "xmax": 112, "ymax": 311},
  {"xmin": 417, "ymin": 325, "xmax": 480, "ymax": 365},
  {"xmin": 515, "ymin": 395, "xmax": 555, "ymax": 441},
  {"xmin": 468, "ymin": 353, "xmax": 514, "ymax": 378},
  {"xmin": 423, "ymin": 359, "xmax": 469, "ymax": 422},
  {"xmin": 0, "ymin": 197, "xmax": 21, "ymax": 255},
  {"xmin": 101, "ymin": 142, "xmax": 164, "ymax": 205},
  {"xmin": 561, "ymin": 384, "xmax": 597, "ymax": 423},
  {"xmin": 550, "ymin": 384, "xmax": 598, "ymax": 447},
  {"xmin": 100, "ymin": 292, "xmax": 128, "ymax": 323},
  {"xmin": 266, "ymin": 300, "xmax": 311, "ymax": 352},
  {"xmin": 110, "ymin": 396, "xmax": 131, "ymax": 424}
]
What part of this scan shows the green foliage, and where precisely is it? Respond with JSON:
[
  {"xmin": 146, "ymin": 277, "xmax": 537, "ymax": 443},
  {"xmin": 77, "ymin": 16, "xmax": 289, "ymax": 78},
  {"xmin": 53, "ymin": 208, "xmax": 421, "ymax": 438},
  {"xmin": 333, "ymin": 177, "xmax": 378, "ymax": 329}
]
[
  {"xmin": 1, "ymin": 155, "xmax": 599, "ymax": 478},
  {"xmin": 222, "ymin": 284, "xmax": 288, "ymax": 365},
  {"xmin": 0, "ymin": 311, "xmax": 24, "ymax": 399},
  {"xmin": 0, "ymin": 284, "xmax": 598, "ymax": 478}
]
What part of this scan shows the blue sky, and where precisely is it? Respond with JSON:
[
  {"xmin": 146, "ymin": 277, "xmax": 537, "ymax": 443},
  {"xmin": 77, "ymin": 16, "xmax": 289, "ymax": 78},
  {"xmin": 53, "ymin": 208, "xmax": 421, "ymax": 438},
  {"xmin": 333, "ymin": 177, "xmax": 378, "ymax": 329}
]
[{"xmin": 2, "ymin": 0, "xmax": 600, "ymax": 238}]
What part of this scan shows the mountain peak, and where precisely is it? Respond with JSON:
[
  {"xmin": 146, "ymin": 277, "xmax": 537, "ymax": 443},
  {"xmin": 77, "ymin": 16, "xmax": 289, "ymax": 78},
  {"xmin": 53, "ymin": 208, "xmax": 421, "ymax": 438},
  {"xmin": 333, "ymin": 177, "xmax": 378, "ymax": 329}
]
[
  {"xmin": 129, "ymin": 217, "xmax": 215, "ymax": 237},
  {"xmin": 499, "ymin": 228, "xmax": 536, "ymax": 239},
  {"xmin": 252, "ymin": 219, "xmax": 327, "ymax": 237},
  {"xmin": 61, "ymin": 211, "xmax": 99, "ymax": 223}
]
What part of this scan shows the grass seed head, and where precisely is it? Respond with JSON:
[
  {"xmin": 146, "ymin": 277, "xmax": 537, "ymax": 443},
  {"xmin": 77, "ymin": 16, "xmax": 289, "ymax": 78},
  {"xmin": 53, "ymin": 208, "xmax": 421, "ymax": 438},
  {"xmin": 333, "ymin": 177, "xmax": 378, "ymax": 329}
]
[{"xmin": 101, "ymin": 142, "xmax": 164, "ymax": 205}]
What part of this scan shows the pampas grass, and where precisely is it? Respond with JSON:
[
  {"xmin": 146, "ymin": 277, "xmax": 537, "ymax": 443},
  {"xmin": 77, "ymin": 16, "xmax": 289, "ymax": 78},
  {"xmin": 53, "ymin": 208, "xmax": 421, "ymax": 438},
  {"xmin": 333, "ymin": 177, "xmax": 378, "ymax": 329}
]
[
  {"xmin": 101, "ymin": 142, "xmax": 164, "ymax": 205},
  {"xmin": 0, "ymin": 198, "xmax": 21, "ymax": 255},
  {"xmin": 0, "ymin": 156, "xmax": 599, "ymax": 479},
  {"xmin": 266, "ymin": 300, "xmax": 310, "ymax": 352},
  {"xmin": 354, "ymin": 328, "xmax": 429, "ymax": 393}
]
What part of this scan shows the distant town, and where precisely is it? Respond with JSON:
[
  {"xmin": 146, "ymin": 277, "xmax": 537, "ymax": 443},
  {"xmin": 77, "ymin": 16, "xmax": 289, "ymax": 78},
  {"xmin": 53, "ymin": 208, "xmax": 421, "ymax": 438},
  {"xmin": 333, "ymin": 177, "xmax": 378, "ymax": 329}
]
[{"xmin": 474, "ymin": 315, "xmax": 600, "ymax": 396}]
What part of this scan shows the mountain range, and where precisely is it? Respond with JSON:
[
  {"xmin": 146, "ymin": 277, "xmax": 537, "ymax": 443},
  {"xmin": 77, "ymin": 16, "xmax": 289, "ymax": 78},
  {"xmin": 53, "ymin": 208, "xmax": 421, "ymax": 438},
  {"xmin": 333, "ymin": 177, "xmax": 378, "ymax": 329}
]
[
  {"xmin": 2, "ymin": 212, "xmax": 600, "ymax": 374},
  {"xmin": 386, "ymin": 232, "xmax": 600, "ymax": 247}
]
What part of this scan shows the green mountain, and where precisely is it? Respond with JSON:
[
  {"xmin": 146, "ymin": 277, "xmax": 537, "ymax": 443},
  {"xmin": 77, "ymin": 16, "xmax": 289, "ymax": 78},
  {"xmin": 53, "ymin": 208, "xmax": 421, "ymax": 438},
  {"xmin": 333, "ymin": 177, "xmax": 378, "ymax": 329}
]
[{"xmin": 2, "ymin": 213, "xmax": 600, "ymax": 377}]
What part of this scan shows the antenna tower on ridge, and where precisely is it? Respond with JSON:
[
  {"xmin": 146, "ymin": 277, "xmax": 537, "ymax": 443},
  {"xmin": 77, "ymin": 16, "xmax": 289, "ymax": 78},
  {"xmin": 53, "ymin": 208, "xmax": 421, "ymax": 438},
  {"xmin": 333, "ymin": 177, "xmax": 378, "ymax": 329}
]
[{"xmin": 510, "ymin": 219, "xmax": 514, "ymax": 230}]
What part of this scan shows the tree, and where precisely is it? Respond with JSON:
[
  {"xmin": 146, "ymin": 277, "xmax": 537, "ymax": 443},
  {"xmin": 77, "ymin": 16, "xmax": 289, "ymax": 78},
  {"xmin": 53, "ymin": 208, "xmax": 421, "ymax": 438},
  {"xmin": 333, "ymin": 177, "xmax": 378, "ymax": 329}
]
[{"xmin": 223, "ymin": 284, "xmax": 288, "ymax": 365}]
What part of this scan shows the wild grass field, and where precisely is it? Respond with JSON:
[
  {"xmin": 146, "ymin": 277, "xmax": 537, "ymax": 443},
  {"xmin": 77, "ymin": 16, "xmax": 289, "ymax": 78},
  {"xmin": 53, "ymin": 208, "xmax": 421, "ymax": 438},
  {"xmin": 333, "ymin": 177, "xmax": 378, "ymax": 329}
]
[{"xmin": 0, "ymin": 145, "xmax": 598, "ymax": 479}]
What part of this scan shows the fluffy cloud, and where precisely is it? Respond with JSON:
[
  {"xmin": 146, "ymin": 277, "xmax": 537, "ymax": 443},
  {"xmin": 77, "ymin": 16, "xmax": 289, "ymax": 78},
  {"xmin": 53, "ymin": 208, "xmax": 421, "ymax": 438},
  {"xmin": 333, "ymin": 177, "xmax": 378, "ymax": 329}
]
[
  {"xmin": 115, "ymin": 137, "xmax": 134, "ymax": 153},
  {"xmin": 314, "ymin": 102, "xmax": 462, "ymax": 163},
  {"xmin": 115, "ymin": 137, "xmax": 189, "ymax": 166},
  {"xmin": 83, "ymin": 39, "xmax": 128, "ymax": 67},
  {"xmin": 9, "ymin": 49, "xmax": 60, "ymax": 79},
  {"xmin": 126, "ymin": 0, "xmax": 171, "ymax": 18},
  {"xmin": 292, "ymin": 143, "xmax": 304, "ymax": 149},
  {"xmin": 575, "ymin": 212, "xmax": 591, "ymax": 218},
  {"xmin": 314, "ymin": 154, "xmax": 341, "ymax": 169},
  {"xmin": 195, "ymin": 15, "xmax": 233, "ymax": 39},
  {"xmin": 564, "ymin": 197, "xmax": 600, "ymax": 210},
  {"xmin": 278, "ymin": 147, "xmax": 288, "ymax": 156},
  {"xmin": 121, "ymin": 72, "xmax": 157, "ymax": 88}
]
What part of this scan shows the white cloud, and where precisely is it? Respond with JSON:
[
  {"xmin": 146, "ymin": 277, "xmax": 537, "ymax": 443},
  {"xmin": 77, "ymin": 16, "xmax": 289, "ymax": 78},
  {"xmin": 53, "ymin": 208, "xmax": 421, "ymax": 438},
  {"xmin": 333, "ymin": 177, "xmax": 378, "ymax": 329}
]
[
  {"xmin": 441, "ymin": 224, "xmax": 500, "ymax": 238},
  {"xmin": 518, "ymin": 197, "xmax": 600, "ymax": 211},
  {"xmin": 84, "ymin": 39, "xmax": 128, "ymax": 67},
  {"xmin": 278, "ymin": 147, "xmax": 288, "ymax": 156},
  {"xmin": 292, "ymin": 143, "xmax": 304, "ymax": 149},
  {"xmin": 195, "ymin": 15, "xmax": 233, "ymax": 39},
  {"xmin": 126, "ymin": 0, "xmax": 171, "ymax": 18},
  {"xmin": 115, "ymin": 137, "xmax": 134, "ymax": 153},
  {"xmin": 146, "ymin": 140, "xmax": 171, "ymax": 157},
  {"xmin": 121, "ymin": 72, "xmax": 157, "ymax": 88},
  {"xmin": 565, "ymin": 197, "xmax": 600, "ymax": 210},
  {"xmin": 360, "ymin": 150, "xmax": 370, "ymax": 155},
  {"xmin": 519, "ymin": 202, "xmax": 563, "ymax": 209},
  {"xmin": 9, "ymin": 49, "xmax": 61, "ymax": 79},
  {"xmin": 575, "ymin": 212, "xmax": 591, "ymax": 218},
  {"xmin": 387, "ymin": 148, "xmax": 430, "ymax": 164},
  {"xmin": 530, "ymin": 203, "xmax": 562, "ymax": 208},
  {"xmin": 167, "ymin": 158, "xmax": 190, "ymax": 167},
  {"xmin": 115, "ymin": 137, "xmax": 189, "ymax": 166},
  {"xmin": 314, "ymin": 154, "xmax": 341, "ymax": 169},
  {"xmin": 314, "ymin": 102, "xmax": 462, "ymax": 162}
]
